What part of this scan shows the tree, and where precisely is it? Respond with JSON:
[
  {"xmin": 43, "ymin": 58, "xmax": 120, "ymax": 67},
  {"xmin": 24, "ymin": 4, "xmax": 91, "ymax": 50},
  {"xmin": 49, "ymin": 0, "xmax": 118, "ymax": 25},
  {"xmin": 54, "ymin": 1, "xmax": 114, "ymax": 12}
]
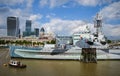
[
  {"xmin": 107, "ymin": 40, "xmax": 112, "ymax": 44},
  {"xmin": 0, "ymin": 40, "xmax": 6, "ymax": 44},
  {"xmin": 50, "ymin": 40, "xmax": 56, "ymax": 44}
]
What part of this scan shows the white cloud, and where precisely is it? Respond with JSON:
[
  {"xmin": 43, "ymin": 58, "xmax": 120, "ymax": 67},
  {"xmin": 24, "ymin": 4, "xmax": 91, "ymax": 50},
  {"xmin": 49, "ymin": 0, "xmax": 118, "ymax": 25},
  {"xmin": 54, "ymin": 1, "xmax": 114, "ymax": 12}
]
[
  {"xmin": 103, "ymin": 24, "xmax": 120, "ymax": 37},
  {"xmin": 0, "ymin": 29, "xmax": 7, "ymax": 36},
  {"xmin": 76, "ymin": 0, "xmax": 113, "ymax": 6},
  {"xmin": 40, "ymin": 0, "xmax": 69, "ymax": 8},
  {"xmin": 0, "ymin": 17, "xmax": 5, "ymax": 27},
  {"xmin": 46, "ymin": 14, "xmax": 51, "ymax": 19},
  {"xmin": 100, "ymin": 1, "xmax": 120, "ymax": 20},
  {"xmin": 0, "ymin": 0, "xmax": 34, "ymax": 10},
  {"xmin": 62, "ymin": 5, "xmax": 69, "ymax": 8},
  {"xmin": 25, "ymin": 0, "xmax": 34, "ymax": 9},
  {"xmin": 46, "ymin": 13, "xmax": 56, "ymax": 19},
  {"xmin": 50, "ymin": 0, "xmax": 69, "ymax": 8},
  {"xmin": 39, "ymin": 0, "xmax": 113, "ymax": 8},
  {"xmin": 39, "ymin": 0, "xmax": 49, "ymax": 7},
  {"xmin": 76, "ymin": 0, "xmax": 99, "ymax": 6},
  {"xmin": 0, "ymin": 0, "xmax": 24, "ymax": 5},
  {"xmin": 29, "ymin": 14, "xmax": 42, "ymax": 21},
  {"xmin": 41, "ymin": 18, "xmax": 93, "ymax": 35}
]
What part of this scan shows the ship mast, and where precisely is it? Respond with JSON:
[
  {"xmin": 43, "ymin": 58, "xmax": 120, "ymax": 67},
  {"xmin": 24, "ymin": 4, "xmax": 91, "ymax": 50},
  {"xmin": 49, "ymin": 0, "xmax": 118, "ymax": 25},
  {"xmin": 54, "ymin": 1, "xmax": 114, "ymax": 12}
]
[{"xmin": 94, "ymin": 13, "xmax": 102, "ymax": 37}]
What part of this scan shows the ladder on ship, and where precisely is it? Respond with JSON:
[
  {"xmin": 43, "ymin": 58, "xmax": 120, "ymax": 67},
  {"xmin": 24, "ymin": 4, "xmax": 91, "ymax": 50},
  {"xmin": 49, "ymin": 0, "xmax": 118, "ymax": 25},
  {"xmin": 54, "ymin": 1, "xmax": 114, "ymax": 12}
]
[{"xmin": 81, "ymin": 48, "xmax": 97, "ymax": 63}]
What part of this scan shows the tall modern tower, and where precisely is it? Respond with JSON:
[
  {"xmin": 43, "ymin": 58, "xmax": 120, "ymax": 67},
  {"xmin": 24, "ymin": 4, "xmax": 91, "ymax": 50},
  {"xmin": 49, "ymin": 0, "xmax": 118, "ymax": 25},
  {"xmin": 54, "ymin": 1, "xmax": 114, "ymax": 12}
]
[
  {"xmin": 26, "ymin": 20, "xmax": 31, "ymax": 32},
  {"xmin": 7, "ymin": 17, "xmax": 19, "ymax": 37},
  {"xmin": 34, "ymin": 28, "xmax": 39, "ymax": 37},
  {"xmin": 25, "ymin": 20, "xmax": 31, "ymax": 36}
]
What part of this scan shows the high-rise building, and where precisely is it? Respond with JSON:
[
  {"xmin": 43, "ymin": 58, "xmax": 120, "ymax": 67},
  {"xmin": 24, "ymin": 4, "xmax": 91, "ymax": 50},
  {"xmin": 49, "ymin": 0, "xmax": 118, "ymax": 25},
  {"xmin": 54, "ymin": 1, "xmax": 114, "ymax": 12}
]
[
  {"xmin": 18, "ymin": 28, "xmax": 21, "ymax": 38},
  {"xmin": 7, "ymin": 17, "xmax": 19, "ymax": 37},
  {"xmin": 23, "ymin": 20, "xmax": 32, "ymax": 37},
  {"xmin": 26, "ymin": 20, "xmax": 31, "ymax": 33},
  {"xmin": 40, "ymin": 27, "xmax": 45, "ymax": 36},
  {"xmin": 34, "ymin": 28, "xmax": 39, "ymax": 37}
]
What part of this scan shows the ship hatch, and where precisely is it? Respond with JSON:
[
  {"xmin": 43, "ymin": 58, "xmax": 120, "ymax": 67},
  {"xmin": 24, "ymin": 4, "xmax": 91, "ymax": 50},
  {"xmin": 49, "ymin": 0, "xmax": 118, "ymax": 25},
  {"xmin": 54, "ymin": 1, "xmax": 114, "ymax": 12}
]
[{"xmin": 81, "ymin": 48, "xmax": 97, "ymax": 63}]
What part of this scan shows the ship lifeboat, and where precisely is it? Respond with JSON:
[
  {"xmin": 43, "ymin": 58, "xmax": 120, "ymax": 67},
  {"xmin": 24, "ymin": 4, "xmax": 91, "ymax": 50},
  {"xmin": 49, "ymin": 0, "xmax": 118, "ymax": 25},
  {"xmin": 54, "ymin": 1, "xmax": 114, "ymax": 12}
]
[
  {"xmin": 100, "ymin": 41, "xmax": 106, "ymax": 45},
  {"xmin": 86, "ymin": 41, "xmax": 94, "ymax": 45},
  {"xmin": 9, "ymin": 60, "xmax": 26, "ymax": 68}
]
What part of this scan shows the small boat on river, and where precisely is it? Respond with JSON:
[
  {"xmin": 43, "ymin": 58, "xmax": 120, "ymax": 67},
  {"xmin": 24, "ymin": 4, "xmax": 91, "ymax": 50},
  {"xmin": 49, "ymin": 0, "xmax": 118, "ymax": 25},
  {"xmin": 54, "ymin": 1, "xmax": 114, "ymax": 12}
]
[{"xmin": 9, "ymin": 60, "xmax": 26, "ymax": 68}]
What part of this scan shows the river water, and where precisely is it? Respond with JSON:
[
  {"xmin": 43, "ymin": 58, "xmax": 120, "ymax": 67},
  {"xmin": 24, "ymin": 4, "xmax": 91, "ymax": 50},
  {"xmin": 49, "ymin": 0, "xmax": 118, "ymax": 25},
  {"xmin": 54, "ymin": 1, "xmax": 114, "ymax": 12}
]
[{"xmin": 0, "ymin": 48, "xmax": 120, "ymax": 76}]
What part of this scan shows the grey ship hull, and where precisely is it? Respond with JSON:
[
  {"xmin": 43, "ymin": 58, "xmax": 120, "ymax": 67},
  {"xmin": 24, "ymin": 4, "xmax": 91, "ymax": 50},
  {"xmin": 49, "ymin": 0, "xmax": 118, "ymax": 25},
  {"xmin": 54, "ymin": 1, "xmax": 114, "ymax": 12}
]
[{"xmin": 9, "ymin": 46, "xmax": 120, "ymax": 60}]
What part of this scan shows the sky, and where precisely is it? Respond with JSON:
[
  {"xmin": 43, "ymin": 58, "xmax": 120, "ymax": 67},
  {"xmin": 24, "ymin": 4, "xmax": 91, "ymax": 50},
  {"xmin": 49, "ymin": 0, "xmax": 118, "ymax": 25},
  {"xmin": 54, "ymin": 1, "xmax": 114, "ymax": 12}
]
[{"xmin": 0, "ymin": 0, "xmax": 120, "ymax": 40}]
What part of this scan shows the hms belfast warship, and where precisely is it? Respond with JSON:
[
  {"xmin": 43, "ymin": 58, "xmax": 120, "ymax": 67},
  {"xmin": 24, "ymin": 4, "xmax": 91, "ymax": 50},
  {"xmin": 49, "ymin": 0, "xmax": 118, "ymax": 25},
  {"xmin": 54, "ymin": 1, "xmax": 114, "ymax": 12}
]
[{"xmin": 9, "ymin": 14, "xmax": 120, "ymax": 62}]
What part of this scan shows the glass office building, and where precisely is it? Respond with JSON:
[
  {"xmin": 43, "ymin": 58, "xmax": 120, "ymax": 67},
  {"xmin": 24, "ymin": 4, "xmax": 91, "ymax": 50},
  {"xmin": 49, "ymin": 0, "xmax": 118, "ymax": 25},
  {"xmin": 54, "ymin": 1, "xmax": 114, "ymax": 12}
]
[
  {"xmin": 23, "ymin": 20, "xmax": 32, "ymax": 37},
  {"xmin": 34, "ymin": 28, "xmax": 39, "ymax": 37},
  {"xmin": 26, "ymin": 20, "xmax": 31, "ymax": 33},
  {"xmin": 7, "ymin": 17, "xmax": 19, "ymax": 37}
]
